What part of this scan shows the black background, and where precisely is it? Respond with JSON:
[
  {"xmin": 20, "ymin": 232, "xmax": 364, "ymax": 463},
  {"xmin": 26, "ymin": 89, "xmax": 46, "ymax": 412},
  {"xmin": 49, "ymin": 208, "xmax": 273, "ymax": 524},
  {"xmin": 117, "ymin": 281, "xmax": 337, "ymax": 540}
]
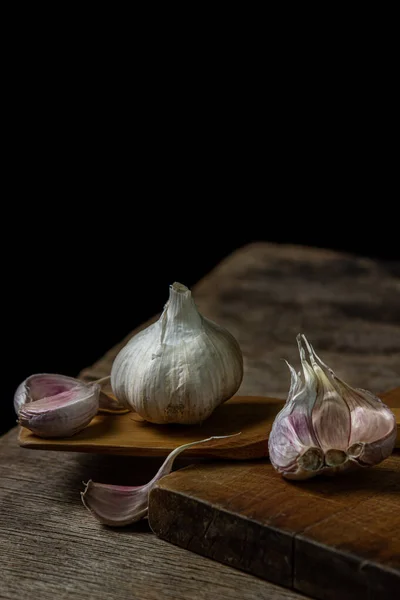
[
  {"xmin": 3, "ymin": 45, "xmax": 399, "ymax": 436},
  {"xmin": 4, "ymin": 181, "xmax": 398, "ymax": 436}
]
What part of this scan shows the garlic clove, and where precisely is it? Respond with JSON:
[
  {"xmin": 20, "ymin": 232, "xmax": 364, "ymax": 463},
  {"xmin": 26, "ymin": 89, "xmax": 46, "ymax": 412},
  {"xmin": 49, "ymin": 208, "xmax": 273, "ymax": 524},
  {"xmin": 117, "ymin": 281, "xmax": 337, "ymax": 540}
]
[
  {"xmin": 355, "ymin": 427, "xmax": 397, "ymax": 467},
  {"xmin": 310, "ymin": 367, "xmax": 352, "ymax": 453},
  {"xmin": 340, "ymin": 385, "xmax": 395, "ymax": 451},
  {"xmin": 16, "ymin": 374, "xmax": 99, "ymax": 438},
  {"xmin": 81, "ymin": 434, "xmax": 240, "ymax": 526},
  {"xmin": 310, "ymin": 344, "xmax": 397, "ymax": 465},
  {"xmin": 111, "ymin": 282, "xmax": 243, "ymax": 424},
  {"xmin": 267, "ymin": 415, "xmax": 306, "ymax": 477},
  {"xmin": 286, "ymin": 353, "xmax": 320, "ymax": 451},
  {"xmin": 81, "ymin": 481, "xmax": 149, "ymax": 526},
  {"xmin": 268, "ymin": 385, "xmax": 313, "ymax": 475},
  {"xmin": 300, "ymin": 335, "xmax": 351, "ymax": 453},
  {"xmin": 268, "ymin": 335, "xmax": 397, "ymax": 480},
  {"xmin": 267, "ymin": 355, "xmax": 320, "ymax": 477},
  {"xmin": 14, "ymin": 373, "xmax": 80, "ymax": 413}
]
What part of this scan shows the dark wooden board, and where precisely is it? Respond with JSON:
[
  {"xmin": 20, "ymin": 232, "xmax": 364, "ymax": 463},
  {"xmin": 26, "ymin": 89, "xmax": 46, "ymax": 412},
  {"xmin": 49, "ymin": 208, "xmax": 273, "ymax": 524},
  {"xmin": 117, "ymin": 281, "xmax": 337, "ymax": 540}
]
[
  {"xmin": 4, "ymin": 242, "xmax": 400, "ymax": 600},
  {"xmin": 149, "ymin": 388, "xmax": 400, "ymax": 600},
  {"xmin": 0, "ymin": 427, "xmax": 306, "ymax": 600}
]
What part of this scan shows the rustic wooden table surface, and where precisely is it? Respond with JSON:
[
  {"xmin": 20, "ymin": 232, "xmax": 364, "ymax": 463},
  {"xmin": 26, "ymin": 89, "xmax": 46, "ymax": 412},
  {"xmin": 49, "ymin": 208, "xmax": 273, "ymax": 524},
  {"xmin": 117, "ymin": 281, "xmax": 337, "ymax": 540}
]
[{"xmin": 1, "ymin": 243, "xmax": 399, "ymax": 600}]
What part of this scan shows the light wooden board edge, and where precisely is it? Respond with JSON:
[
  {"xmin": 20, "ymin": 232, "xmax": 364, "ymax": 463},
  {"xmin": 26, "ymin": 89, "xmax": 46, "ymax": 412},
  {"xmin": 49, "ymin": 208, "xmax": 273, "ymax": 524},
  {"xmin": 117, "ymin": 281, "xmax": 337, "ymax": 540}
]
[{"xmin": 17, "ymin": 389, "xmax": 400, "ymax": 456}]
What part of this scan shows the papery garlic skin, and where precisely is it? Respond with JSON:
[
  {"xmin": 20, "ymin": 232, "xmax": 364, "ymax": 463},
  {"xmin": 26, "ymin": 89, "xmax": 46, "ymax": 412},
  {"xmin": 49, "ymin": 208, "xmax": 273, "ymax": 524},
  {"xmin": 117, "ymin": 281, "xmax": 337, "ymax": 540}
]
[
  {"xmin": 15, "ymin": 374, "xmax": 100, "ymax": 438},
  {"xmin": 268, "ymin": 335, "xmax": 397, "ymax": 480},
  {"xmin": 111, "ymin": 282, "xmax": 243, "ymax": 424}
]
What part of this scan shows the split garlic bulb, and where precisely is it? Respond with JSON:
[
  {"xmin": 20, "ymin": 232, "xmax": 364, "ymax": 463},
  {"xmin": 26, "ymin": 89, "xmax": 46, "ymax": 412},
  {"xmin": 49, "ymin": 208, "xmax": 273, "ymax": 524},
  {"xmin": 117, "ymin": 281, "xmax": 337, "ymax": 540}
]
[
  {"xmin": 111, "ymin": 282, "xmax": 243, "ymax": 424},
  {"xmin": 268, "ymin": 335, "xmax": 397, "ymax": 480}
]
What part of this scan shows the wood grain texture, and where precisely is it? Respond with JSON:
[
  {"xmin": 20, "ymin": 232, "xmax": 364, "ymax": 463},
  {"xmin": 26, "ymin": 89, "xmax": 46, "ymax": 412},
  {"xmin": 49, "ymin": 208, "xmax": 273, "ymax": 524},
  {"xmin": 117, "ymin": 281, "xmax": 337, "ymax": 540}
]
[
  {"xmin": 18, "ymin": 389, "xmax": 400, "ymax": 455},
  {"xmin": 79, "ymin": 243, "xmax": 400, "ymax": 398},
  {"xmin": 149, "ymin": 396, "xmax": 400, "ymax": 600},
  {"xmin": 3, "ymin": 243, "xmax": 400, "ymax": 600},
  {"xmin": 0, "ymin": 428, "xmax": 305, "ymax": 600},
  {"xmin": 18, "ymin": 396, "xmax": 283, "ymax": 459}
]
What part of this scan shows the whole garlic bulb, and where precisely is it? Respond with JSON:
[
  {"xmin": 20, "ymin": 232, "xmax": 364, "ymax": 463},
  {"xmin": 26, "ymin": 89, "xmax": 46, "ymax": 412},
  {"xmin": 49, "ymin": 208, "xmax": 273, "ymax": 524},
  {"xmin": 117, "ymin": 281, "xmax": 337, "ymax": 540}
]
[
  {"xmin": 111, "ymin": 282, "xmax": 243, "ymax": 424},
  {"xmin": 268, "ymin": 334, "xmax": 397, "ymax": 480}
]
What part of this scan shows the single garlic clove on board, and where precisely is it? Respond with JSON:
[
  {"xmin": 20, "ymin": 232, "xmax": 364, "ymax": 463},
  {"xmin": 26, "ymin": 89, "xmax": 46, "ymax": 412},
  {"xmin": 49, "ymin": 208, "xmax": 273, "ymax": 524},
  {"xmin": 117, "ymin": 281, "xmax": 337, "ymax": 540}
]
[
  {"xmin": 268, "ymin": 335, "xmax": 397, "ymax": 480},
  {"xmin": 81, "ymin": 434, "xmax": 240, "ymax": 526},
  {"xmin": 111, "ymin": 282, "xmax": 243, "ymax": 424},
  {"xmin": 15, "ymin": 373, "xmax": 100, "ymax": 438}
]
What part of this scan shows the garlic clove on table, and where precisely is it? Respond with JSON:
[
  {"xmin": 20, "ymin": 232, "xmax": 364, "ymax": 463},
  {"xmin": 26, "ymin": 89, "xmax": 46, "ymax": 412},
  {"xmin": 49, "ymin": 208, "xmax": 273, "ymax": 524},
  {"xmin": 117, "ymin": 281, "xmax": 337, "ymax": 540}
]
[
  {"xmin": 111, "ymin": 282, "xmax": 243, "ymax": 424},
  {"xmin": 81, "ymin": 481, "xmax": 149, "ymax": 526},
  {"xmin": 15, "ymin": 373, "xmax": 100, "ymax": 438},
  {"xmin": 81, "ymin": 434, "xmax": 240, "ymax": 526},
  {"xmin": 268, "ymin": 335, "xmax": 397, "ymax": 480}
]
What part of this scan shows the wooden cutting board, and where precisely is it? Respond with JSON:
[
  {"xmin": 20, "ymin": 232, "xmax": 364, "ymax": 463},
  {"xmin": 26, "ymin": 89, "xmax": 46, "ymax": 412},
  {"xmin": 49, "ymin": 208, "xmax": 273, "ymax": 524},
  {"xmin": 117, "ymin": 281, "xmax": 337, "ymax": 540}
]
[
  {"xmin": 149, "ymin": 388, "xmax": 400, "ymax": 600},
  {"xmin": 18, "ymin": 395, "xmax": 282, "ymax": 459},
  {"xmin": 18, "ymin": 388, "xmax": 400, "ymax": 458}
]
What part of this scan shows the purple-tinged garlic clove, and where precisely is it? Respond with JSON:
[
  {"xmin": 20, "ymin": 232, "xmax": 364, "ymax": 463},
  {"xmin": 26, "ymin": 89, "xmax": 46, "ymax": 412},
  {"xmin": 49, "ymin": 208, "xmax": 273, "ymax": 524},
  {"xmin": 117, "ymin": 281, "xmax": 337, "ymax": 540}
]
[
  {"xmin": 16, "ymin": 373, "xmax": 99, "ymax": 438},
  {"xmin": 81, "ymin": 434, "xmax": 240, "ymax": 526},
  {"xmin": 14, "ymin": 373, "xmax": 80, "ymax": 413},
  {"xmin": 81, "ymin": 481, "xmax": 149, "ymax": 526}
]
